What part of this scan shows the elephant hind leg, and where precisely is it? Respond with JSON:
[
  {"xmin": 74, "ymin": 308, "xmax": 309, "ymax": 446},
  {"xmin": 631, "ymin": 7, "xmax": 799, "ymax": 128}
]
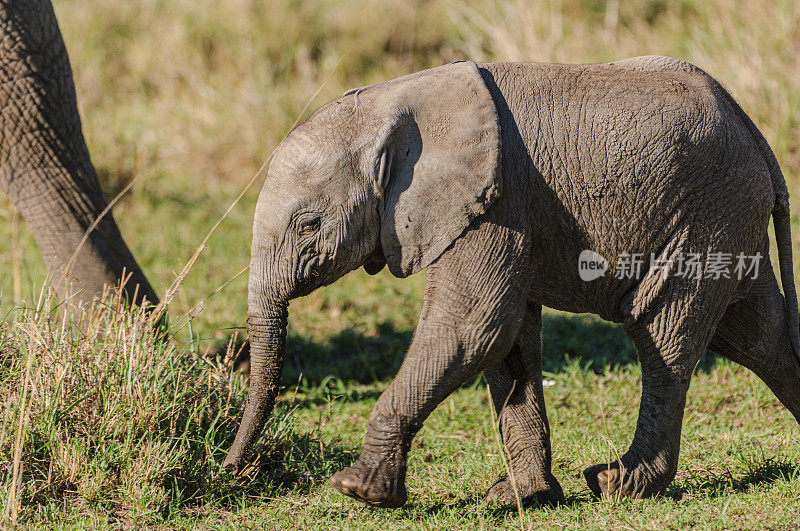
[
  {"xmin": 483, "ymin": 302, "xmax": 564, "ymax": 507},
  {"xmin": 709, "ymin": 263, "xmax": 800, "ymax": 424},
  {"xmin": 584, "ymin": 272, "xmax": 734, "ymax": 499}
]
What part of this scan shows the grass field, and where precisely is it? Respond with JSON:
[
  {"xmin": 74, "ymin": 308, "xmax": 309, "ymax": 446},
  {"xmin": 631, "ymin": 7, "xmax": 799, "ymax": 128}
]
[{"xmin": 2, "ymin": 0, "xmax": 800, "ymax": 527}]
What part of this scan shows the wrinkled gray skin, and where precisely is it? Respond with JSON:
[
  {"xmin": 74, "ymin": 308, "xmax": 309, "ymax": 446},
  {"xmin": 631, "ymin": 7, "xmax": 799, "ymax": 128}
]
[
  {"xmin": 225, "ymin": 57, "xmax": 800, "ymax": 508},
  {"xmin": 0, "ymin": 0, "xmax": 157, "ymax": 308}
]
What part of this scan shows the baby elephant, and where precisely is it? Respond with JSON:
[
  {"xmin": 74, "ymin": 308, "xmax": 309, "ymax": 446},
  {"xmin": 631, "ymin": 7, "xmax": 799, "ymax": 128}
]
[{"xmin": 224, "ymin": 56, "xmax": 800, "ymax": 508}]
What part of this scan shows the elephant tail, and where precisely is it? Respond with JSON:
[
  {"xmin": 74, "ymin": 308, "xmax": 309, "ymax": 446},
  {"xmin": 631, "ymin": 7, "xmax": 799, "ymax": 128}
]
[
  {"xmin": 715, "ymin": 83, "xmax": 800, "ymax": 361},
  {"xmin": 773, "ymin": 199, "xmax": 800, "ymax": 362}
]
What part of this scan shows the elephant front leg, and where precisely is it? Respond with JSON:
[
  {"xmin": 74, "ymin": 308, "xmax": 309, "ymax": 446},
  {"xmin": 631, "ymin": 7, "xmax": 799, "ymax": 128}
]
[
  {"xmin": 484, "ymin": 302, "xmax": 564, "ymax": 507},
  {"xmin": 330, "ymin": 222, "xmax": 529, "ymax": 508},
  {"xmin": 327, "ymin": 409, "xmax": 415, "ymax": 508}
]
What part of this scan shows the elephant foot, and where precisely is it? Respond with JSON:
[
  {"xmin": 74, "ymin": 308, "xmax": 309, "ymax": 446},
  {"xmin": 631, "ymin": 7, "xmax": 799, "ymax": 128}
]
[
  {"xmin": 485, "ymin": 473, "xmax": 564, "ymax": 507},
  {"xmin": 329, "ymin": 461, "xmax": 407, "ymax": 508},
  {"xmin": 583, "ymin": 458, "xmax": 670, "ymax": 499}
]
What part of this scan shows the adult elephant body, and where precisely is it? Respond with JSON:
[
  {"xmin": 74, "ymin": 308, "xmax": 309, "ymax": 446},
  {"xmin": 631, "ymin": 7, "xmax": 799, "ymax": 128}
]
[
  {"xmin": 0, "ymin": 0, "xmax": 157, "ymax": 308},
  {"xmin": 226, "ymin": 57, "xmax": 800, "ymax": 507}
]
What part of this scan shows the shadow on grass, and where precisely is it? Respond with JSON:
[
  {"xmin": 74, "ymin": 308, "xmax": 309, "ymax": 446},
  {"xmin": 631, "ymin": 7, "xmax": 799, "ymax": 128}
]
[
  {"xmin": 541, "ymin": 313, "xmax": 721, "ymax": 374},
  {"xmin": 419, "ymin": 491, "xmax": 588, "ymax": 518},
  {"xmin": 666, "ymin": 457, "xmax": 800, "ymax": 500},
  {"xmin": 214, "ymin": 324, "xmax": 412, "ymax": 389},
  {"xmin": 217, "ymin": 311, "xmax": 721, "ymax": 389},
  {"xmin": 284, "ymin": 324, "xmax": 412, "ymax": 386}
]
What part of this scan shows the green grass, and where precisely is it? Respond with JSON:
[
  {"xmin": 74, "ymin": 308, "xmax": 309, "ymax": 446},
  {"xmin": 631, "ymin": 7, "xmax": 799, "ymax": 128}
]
[{"xmin": 2, "ymin": 0, "xmax": 800, "ymax": 527}]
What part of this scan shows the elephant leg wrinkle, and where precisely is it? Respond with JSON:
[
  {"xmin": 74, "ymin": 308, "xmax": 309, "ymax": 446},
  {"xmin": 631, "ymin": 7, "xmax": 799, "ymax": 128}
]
[
  {"xmin": 331, "ymin": 217, "xmax": 530, "ymax": 507},
  {"xmin": 585, "ymin": 267, "xmax": 735, "ymax": 498},
  {"xmin": 484, "ymin": 303, "xmax": 565, "ymax": 506}
]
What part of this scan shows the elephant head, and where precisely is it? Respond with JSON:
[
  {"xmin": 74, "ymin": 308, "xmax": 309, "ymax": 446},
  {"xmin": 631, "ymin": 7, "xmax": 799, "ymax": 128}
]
[
  {"xmin": 0, "ymin": 0, "xmax": 157, "ymax": 309},
  {"xmin": 224, "ymin": 61, "xmax": 502, "ymax": 469}
]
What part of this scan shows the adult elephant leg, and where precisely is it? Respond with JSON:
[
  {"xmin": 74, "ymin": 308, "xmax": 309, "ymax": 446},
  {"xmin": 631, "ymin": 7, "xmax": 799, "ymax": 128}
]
[
  {"xmin": 0, "ymin": 0, "xmax": 158, "ymax": 309},
  {"xmin": 584, "ymin": 273, "xmax": 733, "ymax": 498},
  {"xmin": 709, "ymin": 249, "xmax": 800, "ymax": 423},
  {"xmin": 329, "ymin": 220, "xmax": 529, "ymax": 508},
  {"xmin": 483, "ymin": 301, "xmax": 564, "ymax": 507}
]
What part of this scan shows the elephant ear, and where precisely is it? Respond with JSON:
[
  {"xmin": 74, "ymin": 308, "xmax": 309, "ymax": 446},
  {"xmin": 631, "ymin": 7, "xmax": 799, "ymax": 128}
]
[{"xmin": 360, "ymin": 61, "xmax": 501, "ymax": 277}]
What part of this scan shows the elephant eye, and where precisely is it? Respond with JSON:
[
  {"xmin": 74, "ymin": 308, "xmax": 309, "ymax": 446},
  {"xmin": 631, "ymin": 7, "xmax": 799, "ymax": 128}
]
[{"xmin": 298, "ymin": 216, "xmax": 321, "ymax": 236}]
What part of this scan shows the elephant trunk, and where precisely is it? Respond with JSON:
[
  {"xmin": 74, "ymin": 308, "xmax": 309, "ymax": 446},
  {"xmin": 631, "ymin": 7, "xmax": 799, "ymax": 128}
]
[{"xmin": 223, "ymin": 301, "xmax": 288, "ymax": 470}]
